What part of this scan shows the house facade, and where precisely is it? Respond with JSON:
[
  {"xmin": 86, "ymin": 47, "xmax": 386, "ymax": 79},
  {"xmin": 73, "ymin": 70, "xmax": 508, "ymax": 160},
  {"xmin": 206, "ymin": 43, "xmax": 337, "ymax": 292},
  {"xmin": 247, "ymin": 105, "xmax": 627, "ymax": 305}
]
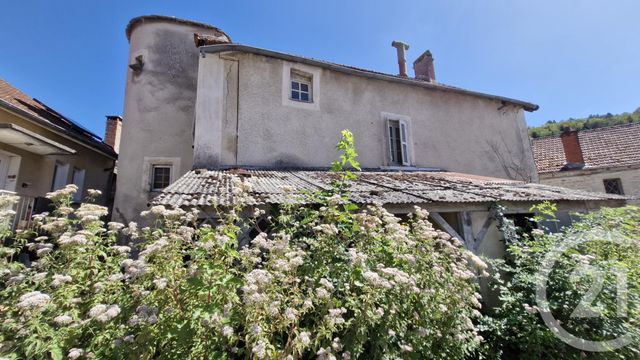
[
  {"xmin": 0, "ymin": 79, "xmax": 118, "ymax": 229},
  {"xmin": 114, "ymin": 16, "xmax": 625, "ymax": 263},
  {"xmin": 532, "ymin": 124, "xmax": 640, "ymax": 205},
  {"xmin": 114, "ymin": 15, "xmax": 542, "ymax": 225}
]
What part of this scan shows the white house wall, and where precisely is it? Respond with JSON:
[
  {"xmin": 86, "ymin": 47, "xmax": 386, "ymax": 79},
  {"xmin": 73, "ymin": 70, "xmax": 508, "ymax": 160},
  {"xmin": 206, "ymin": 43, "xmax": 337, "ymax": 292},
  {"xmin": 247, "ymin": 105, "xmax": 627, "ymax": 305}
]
[{"xmin": 194, "ymin": 52, "xmax": 538, "ymax": 179}]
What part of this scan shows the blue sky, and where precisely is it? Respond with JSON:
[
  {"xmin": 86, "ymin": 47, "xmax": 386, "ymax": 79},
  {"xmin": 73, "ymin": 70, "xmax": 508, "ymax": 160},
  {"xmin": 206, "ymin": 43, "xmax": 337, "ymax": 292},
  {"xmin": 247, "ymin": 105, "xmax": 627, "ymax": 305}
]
[{"xmin": 1, "ymin": 0, "xmax": 638, "ymax": 137}]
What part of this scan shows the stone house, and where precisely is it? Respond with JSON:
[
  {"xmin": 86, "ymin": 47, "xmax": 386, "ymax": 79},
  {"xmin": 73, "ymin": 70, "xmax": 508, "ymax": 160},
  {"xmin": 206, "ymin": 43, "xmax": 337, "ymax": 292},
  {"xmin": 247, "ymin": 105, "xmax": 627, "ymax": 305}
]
[
  {"xmin": 0, "ymin": 79, "xmax": 119, "ymax": 229},
  {"xmin": 532, "ymin": 124, "xmax": 640, "ymax": 205},
  {"xmin": 114, "ymin": 15, "xmax": 625, "ymax": 259}
]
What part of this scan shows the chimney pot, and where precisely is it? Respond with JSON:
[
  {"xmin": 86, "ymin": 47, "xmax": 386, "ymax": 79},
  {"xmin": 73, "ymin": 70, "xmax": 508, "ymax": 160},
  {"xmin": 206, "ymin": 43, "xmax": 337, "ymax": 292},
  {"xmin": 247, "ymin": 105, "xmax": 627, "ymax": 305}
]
[
  {"xmin": 104, "ymin": 115, "xmax": 123, "ymax": 154},
  {"xmin": 560, "ymin": 128, "xmax": 584, "ymax": 169},
  {"xmin": 391, "ymin": 41, "xmax": 410, "ymax": 77},
  {"xmin": 413, "ymin": 50, "xmax": 436, "ymax": 82}
]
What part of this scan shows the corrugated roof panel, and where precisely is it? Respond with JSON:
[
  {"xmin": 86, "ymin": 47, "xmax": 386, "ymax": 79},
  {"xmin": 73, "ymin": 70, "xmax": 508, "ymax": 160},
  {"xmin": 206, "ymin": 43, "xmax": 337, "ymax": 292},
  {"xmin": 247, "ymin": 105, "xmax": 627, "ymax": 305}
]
[{"xmin": 154, "ymin": 169, "xmax": 627, "ymax": 207}]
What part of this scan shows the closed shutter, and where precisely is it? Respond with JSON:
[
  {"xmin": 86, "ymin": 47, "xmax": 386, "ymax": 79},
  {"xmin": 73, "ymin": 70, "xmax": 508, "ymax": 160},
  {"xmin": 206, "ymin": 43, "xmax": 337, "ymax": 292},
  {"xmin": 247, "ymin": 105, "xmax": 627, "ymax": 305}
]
[{"xmin": 72, "ymin": 168, "xmax": 85, "ymax": 202}]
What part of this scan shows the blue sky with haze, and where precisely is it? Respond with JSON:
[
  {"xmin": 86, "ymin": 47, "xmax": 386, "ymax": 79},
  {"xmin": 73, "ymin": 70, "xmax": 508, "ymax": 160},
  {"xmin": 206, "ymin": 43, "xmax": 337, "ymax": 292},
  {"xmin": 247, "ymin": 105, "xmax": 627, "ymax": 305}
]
[{"xmin": 0, "ymin": 0, "xmax": 638, "ymax": 137}]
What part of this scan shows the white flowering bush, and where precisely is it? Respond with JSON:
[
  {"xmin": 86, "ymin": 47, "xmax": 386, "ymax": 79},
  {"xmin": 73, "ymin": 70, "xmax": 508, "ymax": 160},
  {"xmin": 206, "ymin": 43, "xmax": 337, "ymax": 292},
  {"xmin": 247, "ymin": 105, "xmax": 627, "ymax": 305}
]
[
  {"xmin": 0, "ymin": 131, "xmax": 486, "ymax": 359},
  {"xmin": 479, "ymin": 204, "xmax": 640, "ymax": 359}
]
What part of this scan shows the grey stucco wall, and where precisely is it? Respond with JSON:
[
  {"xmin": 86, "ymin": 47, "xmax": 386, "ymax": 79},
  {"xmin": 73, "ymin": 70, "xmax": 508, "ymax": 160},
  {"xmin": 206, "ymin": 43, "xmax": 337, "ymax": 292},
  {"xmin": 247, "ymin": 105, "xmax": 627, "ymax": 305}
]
[
  {"xmin": 194, "ymin": 52, "xmax": 539, "ymax": 181},
  {"xmin": 540, "ymin": 167, "xmax": 640, "ymax": 205},
  {"xmin": 113, "ymin": 21, "xmax": 226, "ymax": 223}
]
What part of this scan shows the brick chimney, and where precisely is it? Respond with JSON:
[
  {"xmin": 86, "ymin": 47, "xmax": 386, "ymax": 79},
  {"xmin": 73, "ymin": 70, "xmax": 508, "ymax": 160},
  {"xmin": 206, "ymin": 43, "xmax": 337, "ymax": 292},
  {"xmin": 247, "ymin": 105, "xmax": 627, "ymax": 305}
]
[
  {"xmin": 104, "ymin": 115, "xmax": 122, "ymax": 154},
  {"xmin": 560, "ymin": 128, "xmax": 584, "ymax": 168},
  {"xmin": 413, "ymin": 50, "xmax": 436, "ymax": 82}
]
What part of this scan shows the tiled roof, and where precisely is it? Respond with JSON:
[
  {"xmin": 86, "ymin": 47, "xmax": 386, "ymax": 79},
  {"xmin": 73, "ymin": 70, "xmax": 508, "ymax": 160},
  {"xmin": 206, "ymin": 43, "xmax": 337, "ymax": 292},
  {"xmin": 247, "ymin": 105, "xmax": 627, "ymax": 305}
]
[
  {"xmin": 0, "ymin": 78, "xmax": 117, "ymax": 158},
  {"xmin": 531, "ymin": 123, "xmax": 640, "ymax": 173},
  {"xmin": 154, "ymin": 169, "xmax": 624, "ymax": 208}
]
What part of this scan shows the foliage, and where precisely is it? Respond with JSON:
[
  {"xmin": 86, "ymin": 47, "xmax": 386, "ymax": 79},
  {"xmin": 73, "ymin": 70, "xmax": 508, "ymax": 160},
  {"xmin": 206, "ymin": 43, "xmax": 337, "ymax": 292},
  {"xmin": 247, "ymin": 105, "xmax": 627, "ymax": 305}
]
[
  {"xmin": 479, "ymin": 203, "xmax": 640, "ymax": 359},
  {"xmin": 528, "ymin": 110, "xmax": 640, "ymax": 138},
  {"xmin": 0, "ymin": 131, "xmax": 486, "ymax": 359}
]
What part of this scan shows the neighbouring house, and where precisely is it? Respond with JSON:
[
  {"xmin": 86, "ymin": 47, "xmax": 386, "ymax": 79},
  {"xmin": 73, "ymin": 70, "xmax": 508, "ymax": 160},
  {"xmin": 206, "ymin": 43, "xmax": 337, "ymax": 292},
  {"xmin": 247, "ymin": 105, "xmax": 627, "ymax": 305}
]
[
  {"xmin": 0, "ymin": 78, "xmax": 118, "ymax": 229},
  {"xmin": 114, "ymin": 15, "xmax": 626, "ymax": 261},
  {"xmin": 532, "ymin": 123, "xmax": 640, "ymax": 205}
]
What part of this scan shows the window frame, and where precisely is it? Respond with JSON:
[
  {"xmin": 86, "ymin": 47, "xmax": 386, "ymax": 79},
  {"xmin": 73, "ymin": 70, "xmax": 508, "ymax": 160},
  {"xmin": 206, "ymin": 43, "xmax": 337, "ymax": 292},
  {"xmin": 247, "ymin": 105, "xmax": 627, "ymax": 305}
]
[
  {"xmin": 290, "ymin": 79, "xmax": 312, "ymax": 102},
  {"xmin": 150, "ymin": 165, "xmax": 173, "ymax": 192},
  {"xmin": 289, "ymin": 69, "xmax": 313, "ymax": 103},
  {"xmin": 603, "ymin": 178, "xmax": 624, "ymax": 195},
  {"xmin": 386, "ymin": 118, "xmax": 411, "ymax": 166}
]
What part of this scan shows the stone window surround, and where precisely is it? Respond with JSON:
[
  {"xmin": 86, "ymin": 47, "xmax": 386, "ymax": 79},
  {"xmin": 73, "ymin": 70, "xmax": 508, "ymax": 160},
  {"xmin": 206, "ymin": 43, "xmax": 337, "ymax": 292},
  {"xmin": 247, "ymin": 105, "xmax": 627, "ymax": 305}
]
[
  {"xmin": 281, "ymin": 61, "xmax": 321, "ymax": 110},
  {"xmin": 142, "ymin": 157, "xmax": 181, "ymax": 193}
]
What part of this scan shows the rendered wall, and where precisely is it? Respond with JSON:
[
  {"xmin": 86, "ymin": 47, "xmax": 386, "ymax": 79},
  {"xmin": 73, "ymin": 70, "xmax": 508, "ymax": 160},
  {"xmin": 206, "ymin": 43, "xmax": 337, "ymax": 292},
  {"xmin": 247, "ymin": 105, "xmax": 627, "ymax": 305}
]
[
  {"xmin": 540, "ymin": 168, "xmax": 640, "ymax": 205},
  {"xmin": 194, "ymin": 52, "xmax": 539, "ymax": 182},
  {"xmin": 113, "ymin": 20, "xmax": 228, "ymax": 223}
]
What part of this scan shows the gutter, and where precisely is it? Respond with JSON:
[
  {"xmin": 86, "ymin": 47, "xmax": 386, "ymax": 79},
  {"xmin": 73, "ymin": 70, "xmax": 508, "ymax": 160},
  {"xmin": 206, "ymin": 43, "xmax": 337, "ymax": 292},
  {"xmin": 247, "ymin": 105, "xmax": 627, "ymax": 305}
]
[
  {"xmin": 0, "ymin": 99, "xmax": 117, "ymax": 160},
  {"xmin": 199, "ymin": 44, "xmax": 539, "ymax": 112}
]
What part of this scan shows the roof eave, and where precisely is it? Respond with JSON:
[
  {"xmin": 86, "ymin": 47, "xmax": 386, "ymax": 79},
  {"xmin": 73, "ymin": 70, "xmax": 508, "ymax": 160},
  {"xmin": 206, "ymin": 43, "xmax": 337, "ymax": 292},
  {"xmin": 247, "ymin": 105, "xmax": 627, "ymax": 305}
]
[
  {"xmin": 0, "ymin": 99, "xmax": 117, "ymax": 160},
  {"xmin": 199, "ymin": 44, "xmax": 539, "ymax": 112}
]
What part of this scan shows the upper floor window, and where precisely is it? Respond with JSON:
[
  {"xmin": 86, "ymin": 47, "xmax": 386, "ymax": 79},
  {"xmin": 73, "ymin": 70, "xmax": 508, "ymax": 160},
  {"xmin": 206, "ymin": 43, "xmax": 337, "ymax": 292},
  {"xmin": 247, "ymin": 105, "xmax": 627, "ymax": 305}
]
[
  {"xmin": 603, "ymin": 178, "xmax": 624, "ymax": 195},
  {"xmin": 290, "ymin": 70, "xmax": 313, "ymax": 103},
  {"xmin": 151, "ymin": 165, "xmax": 172, "ymax": 191},
  {"xmin": 388, "ymin": 119, "xmax": 410, "ymax": 166}
]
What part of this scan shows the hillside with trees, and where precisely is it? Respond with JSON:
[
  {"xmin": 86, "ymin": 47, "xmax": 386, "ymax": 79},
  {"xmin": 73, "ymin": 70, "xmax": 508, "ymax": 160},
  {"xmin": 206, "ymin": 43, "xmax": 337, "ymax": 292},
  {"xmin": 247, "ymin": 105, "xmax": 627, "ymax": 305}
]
[{"xmin": 528, "ymin": 107, "xmax": 640, "ymax": 138}]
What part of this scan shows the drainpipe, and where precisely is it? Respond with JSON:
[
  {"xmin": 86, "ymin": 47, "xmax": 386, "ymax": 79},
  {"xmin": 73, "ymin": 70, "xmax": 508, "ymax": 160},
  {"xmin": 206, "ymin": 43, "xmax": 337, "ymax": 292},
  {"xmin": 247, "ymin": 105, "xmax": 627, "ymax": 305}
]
[{"xmin": 391, "ymin": 41, "xmax": 410, "ymax": 77}]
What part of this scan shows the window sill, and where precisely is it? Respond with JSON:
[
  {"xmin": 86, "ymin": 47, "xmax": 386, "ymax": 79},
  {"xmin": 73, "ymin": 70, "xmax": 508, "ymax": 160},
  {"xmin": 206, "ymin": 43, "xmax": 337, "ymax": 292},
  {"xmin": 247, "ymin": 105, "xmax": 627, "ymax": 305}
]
[{"xmin": 288, "ymin": 98, "xmax": 313, "ymax": 104}]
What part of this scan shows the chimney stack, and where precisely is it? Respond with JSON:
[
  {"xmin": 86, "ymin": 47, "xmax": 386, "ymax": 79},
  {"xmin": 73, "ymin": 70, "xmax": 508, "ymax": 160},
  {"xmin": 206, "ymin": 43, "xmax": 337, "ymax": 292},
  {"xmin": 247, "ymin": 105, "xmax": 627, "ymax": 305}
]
[
  {"xmin": 391, "ymin": 41, "xmax": 410, "ymax": 77},
  {"xmin": 560, "ymin": 128, "xmax": 584, "ymax": 168},
  {"xmin": 413, "ymin": 50, "xmax": 436, "ymax": 82},
  {"xmin": 104, "ymin": 115, "xmax": 123, "ymax": 154}
]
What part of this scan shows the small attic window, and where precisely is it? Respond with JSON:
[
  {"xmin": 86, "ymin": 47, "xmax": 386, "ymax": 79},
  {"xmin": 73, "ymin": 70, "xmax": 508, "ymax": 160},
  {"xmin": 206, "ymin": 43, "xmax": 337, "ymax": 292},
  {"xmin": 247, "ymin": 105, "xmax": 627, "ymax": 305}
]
[{"xmin": 290, "ymin": 70, "xmax": 312, "ymax": 102}]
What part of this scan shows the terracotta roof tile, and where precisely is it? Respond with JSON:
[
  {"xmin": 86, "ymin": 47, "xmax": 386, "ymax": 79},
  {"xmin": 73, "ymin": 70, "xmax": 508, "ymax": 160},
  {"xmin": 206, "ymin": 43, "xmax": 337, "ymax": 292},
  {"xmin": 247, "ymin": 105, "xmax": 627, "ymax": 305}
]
[{"xmin": 532, "ymin": 123, "xmax": 640, "ymax": 173}]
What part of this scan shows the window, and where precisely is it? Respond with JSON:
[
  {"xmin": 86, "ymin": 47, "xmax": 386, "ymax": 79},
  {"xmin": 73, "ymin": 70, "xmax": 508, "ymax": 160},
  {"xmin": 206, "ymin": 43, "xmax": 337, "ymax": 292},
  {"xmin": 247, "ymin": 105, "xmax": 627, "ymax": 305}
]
[
  {"xmin": 151, "ymin": 165, "xmax": 172, "ymax": 191},
  {"xmin": 290, "ymin": 70, "xmax": 312, "ymax": 102},
  {"xmin": 51, "ymin": 162, "xmax": 69, "ymax": 191},
  {"xmin": 387, "ymin": 119, "xmax": 410, "ymax": 166},
  {"xmin": 71, "ymin": 168, "xmax": 85, "ymax": 202},
  {"xmin": 603, "ymin": 178, "xmax": 624, "ymax": 195}
]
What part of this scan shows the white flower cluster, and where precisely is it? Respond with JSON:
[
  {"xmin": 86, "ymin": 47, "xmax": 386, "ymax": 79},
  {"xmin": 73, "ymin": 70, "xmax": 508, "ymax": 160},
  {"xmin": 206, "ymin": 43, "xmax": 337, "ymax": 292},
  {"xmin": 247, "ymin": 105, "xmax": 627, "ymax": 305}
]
[
  {"xmin": 27, "ymin": 242, "xmax": 54, "ymax": 257},
  {"xmin": 243, "ymin": 269, "xmax": 272, "ymax": 305},
  {"xmin": 51, "ymin": 274, "xmax": 73, "ymax": 288},
  {"xmin": 153, "ymin": 277, "xmax": 168, "ymax": 290},
  {"xmin": 110, "ymin": 245, "xmax": 131, "ymax": 255},
  {"xmin": 45, "ymin": 184, "xmax": 77, "ymax": 201},
  {"xmin": 88, "ymin": 304, "xmax": 121, "ymax": 322},
  {"xmin": 325, "ymin": 307, "xmax": 347, "ymax": 326},
  {"xmin": 16, "ymin": 291, "xmax": 51, "ymax": 310},
  {"xmin": 313, "ymin": 224, "xmax": 338, "ymax": 236},
  {"xmin": 138, "ymin": 237, "xmax": 168, "ymax": 259},
  {"xmin": 75, "ymin": 203, "xmax": 108, "ymax": 223},
  {"xmin": 54, "ymin": 315, "xmax": 73, "ymax": 326},
  {"xmin": 58, "ymin": 233, "xmax": 90, "ymax": 248},
  {"xmin": 252, "ymin": 340, "xmax": 267, "ymax": 359},
  {"xmin": 67, "ymin": 348, "xmax": 84, "ymax": 359}
]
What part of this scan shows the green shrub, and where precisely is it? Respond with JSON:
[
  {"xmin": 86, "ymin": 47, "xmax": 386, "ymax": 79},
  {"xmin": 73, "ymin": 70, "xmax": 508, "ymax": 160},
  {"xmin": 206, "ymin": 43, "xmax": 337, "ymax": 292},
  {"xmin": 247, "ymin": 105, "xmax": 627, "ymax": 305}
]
[
  {"xmin": 479, "ymin": 204, "xmax": 640, "ymax": 359},
  {"xmin": 0, "ymin": 131, "xmax": 485, "ymax": 359}
]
